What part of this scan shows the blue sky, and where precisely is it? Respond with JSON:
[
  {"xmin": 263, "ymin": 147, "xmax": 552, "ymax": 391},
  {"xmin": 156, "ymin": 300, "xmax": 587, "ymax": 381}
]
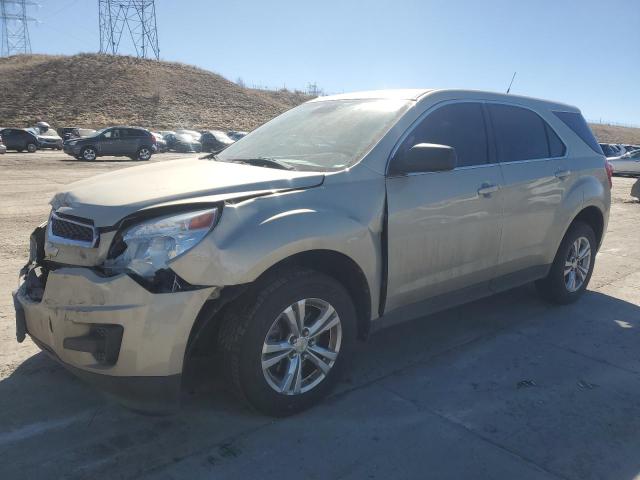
[{"xmin": 25, "ymin": 0, "xmax": 640, "ymax": 125}]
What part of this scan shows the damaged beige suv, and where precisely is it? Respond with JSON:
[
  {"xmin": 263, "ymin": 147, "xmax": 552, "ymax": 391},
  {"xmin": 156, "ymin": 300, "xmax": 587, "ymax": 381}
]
[{"xmin": 13, "ymin": 90, "xmax": 611, "ymax": 415}]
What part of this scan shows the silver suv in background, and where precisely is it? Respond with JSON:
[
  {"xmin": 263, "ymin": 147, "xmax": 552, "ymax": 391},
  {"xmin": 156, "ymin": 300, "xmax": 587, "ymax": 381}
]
[{"xmin": 14, "ymin": 89, "xmax": 611, "ymax": 416}]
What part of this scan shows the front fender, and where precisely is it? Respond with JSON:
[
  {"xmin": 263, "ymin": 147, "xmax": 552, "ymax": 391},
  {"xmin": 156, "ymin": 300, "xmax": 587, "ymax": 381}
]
[{"xmin": 169, "ymin": 188, "xmax": 384, "ymax": 312}]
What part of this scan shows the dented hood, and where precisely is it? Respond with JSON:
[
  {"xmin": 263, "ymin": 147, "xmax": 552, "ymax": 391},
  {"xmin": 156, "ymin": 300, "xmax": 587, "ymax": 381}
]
[{"xmin": 51, "ymin": 158, "xmax": 324, "ymax": 227}]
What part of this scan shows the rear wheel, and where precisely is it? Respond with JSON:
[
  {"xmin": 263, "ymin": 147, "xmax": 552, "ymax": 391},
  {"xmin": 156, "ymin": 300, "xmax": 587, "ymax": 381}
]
[
  {"xmin": 136, "ymin": 147, "xmax": 152, "ymax": 161},
  {"xmin": 81, "ymin": 146, "xmax": 97, "ymax": 161},
  {"xmin": 536, "ymin": 221, "xmax": 596, "ymax": 304},
  {"xmin": 219, "ymin": 269, "xmax": 356, "ymax": 416},
  {"xmin": 26, "ymin": 143, "xmax": 37, "ymax": 153}
]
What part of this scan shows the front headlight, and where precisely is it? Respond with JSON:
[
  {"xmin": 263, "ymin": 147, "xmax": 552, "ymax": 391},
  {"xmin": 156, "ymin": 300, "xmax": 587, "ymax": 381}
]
[{"xmin": 105, "ymin": 207, "xmax": 219, "ymax": 279}]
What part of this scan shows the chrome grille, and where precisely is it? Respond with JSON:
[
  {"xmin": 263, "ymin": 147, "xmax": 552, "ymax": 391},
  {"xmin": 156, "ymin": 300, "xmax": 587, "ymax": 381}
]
[{"xmin": 48, "ymin": 213, "xmax": 97, "ymax": 247}]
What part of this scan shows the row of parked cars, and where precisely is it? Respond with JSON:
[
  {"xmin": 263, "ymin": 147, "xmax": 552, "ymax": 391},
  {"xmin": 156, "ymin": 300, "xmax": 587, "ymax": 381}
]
[
  {"xmin": 0, "ymin": 123, "xmax": 248, "ymax": 161},
  {"xmin": 600, "ymin": 142, "xmax": 640, "ymax": 175}
]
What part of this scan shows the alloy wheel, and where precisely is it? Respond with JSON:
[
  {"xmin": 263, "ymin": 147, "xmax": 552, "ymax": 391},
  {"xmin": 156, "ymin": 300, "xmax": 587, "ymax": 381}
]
[
  {"xmin": 261, "ymin": 298, "xmax": 342, "ymax": 395},
  {"xmin": 83, "ymin": 148, "xmax": 96, "ymax": 161},
  {"xmin": 564, "ymin": 236, "xmax": 591, "ymax": 292},
  {"xmin": 138, "ymin": 148, "xmax": 151, "ymax": 160}
]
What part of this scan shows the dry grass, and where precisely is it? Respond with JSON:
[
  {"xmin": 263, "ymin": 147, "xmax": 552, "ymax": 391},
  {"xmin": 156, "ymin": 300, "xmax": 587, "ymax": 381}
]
[
  {"xmin": 589, "ymin": 123, "xmax": 640, "ymax": 145},
  {"xmin": 0, "ymin": 53, "xmax": 311, "ymax": 130}
]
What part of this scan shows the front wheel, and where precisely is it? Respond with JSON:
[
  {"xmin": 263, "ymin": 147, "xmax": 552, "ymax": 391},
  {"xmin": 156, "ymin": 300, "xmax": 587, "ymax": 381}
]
[
  {"xmin": 80, "ymin": 146, "xmax": 97, "ymax": 161},
  {"xmin": 219, "ymin": 269, "xmax": 356, "ymax": 416},
  {"xmin": 26, "ymin": 143, "xmax": 37, "ymax": 153},
  {"xmin": 536, "ymin": 221, "xmax": 596, "ymax": 304}
]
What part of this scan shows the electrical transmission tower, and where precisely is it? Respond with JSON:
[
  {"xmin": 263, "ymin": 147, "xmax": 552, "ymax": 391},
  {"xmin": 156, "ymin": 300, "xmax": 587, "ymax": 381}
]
[
  {"xmin": 98, "ymin": 0, "xmax": 159, "ymax": 59},
  {"xmin": 0, "ymin": 0, "xmax": 36, "ymax": 56}
]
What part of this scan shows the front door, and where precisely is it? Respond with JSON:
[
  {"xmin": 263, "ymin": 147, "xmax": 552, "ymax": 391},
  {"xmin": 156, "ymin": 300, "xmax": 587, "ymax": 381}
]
[
  {"xmin": 99, "ymin": 128, "xmax": 123, "ymax": 155},
  {"xmin": 385, "ymin": 102, "xmax": 504, "ymax": 312}
]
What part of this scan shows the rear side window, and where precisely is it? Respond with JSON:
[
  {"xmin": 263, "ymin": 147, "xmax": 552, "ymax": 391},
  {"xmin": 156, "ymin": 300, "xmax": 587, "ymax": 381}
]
[
  {"xmin": 488, "ymin": 104, "xmax": 553, "ymax": 162},
  {"xmin": 553, "ymin": 111, "xmax": 603, "ymax": 155},
  {"xmin": 126, "ymin": 129, "xmax": 146, "ymax": 138},
  {"xmin": 399, "ymin": 102, "xmax": 488, "ymax": 168}
]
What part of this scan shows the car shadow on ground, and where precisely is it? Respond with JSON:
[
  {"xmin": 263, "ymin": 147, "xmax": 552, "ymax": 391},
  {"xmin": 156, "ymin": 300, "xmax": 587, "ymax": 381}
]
[{"xmin": 2, "ymin": 285, "xmax": 640, "ymax": 479}]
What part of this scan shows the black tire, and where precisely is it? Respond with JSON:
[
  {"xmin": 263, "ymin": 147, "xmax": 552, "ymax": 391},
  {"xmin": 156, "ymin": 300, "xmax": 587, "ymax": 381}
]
[
  {"xmin": 136, "ymin": 146, "xmax": 152, "ymax": 161},
  {"xmin": 26, "ymin": 143, "xmax": 37, "ymax": 153},
  {"xmin": 218, "ymin": 268, "xmax": 357, "ymax": 416},
  {"xmin": 535, "ymin": 221, "xmax": 596, "ymax": 305},
  {"xmin": 80, "ymin": 146, "xmax": 97, "ymax": 161}
]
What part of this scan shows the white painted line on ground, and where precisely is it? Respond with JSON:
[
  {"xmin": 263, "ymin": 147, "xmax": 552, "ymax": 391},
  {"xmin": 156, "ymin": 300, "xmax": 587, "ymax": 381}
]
[{"xmin": 0, "ymin": 411, "xmax": 94, "ymax": 446}]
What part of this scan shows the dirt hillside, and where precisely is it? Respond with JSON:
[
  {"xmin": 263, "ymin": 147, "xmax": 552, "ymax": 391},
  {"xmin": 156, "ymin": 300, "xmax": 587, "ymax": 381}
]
[
  {"xmin": 589, "ymin": 123, "xmax": 640, "ymax": 145},
  {"xmin": 0, "ymin": 53, "xmax": 311, "ymax": 131},
  {"xmin": 1, "ymin": 53, "xmax": 638, "ymax": 143}
]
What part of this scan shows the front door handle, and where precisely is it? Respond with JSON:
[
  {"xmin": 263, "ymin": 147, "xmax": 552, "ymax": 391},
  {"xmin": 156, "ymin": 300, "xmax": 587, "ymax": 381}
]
[
  {"xmin": 477, "ymin": 183, "xmax": 499, "ymax": 196},
  {"xmin": 555, "ymin": 169, "xmax": 571, "ymax": 179}
]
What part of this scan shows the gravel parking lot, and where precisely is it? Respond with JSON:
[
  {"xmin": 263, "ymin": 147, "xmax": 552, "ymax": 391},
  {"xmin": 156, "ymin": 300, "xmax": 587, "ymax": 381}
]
[{"xmin": 1, "ymin": 150, "xmax": 639, "ymax": 480}]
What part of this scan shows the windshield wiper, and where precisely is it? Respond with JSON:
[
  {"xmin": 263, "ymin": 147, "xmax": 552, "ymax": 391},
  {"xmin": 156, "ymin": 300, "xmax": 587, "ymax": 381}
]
[{"xmin": 221, "ymin": 157, "xmax": 294, "ymax": 170}]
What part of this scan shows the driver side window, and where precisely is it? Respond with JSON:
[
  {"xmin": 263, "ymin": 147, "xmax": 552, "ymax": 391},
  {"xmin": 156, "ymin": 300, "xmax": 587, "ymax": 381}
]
[
  {"xmin": 103, "ymin": 129, "xmax": 120, "ymax": 139},
  {"xmin": 396, "ymin": 102, "xmax": 489, "ymax": 168}
]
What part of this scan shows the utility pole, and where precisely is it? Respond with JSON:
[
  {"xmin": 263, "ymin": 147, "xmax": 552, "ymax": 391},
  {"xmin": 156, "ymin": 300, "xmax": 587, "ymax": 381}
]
[
  {"xmin": 0, "ymin": 0, "xmax": 36, "ymax": 56},
  {"xmin": 98, "ymin": 0, "xmax": 159, "ymax": 59}
]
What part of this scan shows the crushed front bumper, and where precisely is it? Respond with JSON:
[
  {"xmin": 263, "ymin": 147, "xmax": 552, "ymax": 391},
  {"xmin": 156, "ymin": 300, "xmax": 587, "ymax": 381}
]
[{"xmin": 13, "ymin": 263, "xmax": 216, "ymax": 413}]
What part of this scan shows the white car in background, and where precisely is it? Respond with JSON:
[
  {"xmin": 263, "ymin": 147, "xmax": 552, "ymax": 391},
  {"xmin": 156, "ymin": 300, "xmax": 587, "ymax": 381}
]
[{"xmin": 609, "ymin": 149, "xmax": 640, "ymax": 176}]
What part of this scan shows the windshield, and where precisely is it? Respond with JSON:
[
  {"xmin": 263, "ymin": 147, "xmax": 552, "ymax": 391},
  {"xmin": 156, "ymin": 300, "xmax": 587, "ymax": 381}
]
[{"xmin": 217, "ymin": 99, "xmax": 410, "ymax": 171}]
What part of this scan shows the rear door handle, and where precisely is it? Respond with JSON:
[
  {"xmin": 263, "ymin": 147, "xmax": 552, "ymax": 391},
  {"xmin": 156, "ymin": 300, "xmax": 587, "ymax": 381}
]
[
  {"xmin": 477, "ymin": 184, "xmax": 499, "ymax": 196},
  {"xmin": 555, "ymin": 169, "xmax": 571, "ymax": 179}
]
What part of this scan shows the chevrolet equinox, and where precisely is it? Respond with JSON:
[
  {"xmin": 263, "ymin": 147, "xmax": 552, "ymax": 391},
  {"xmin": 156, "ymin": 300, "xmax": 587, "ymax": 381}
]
[{"xmin": 13, "ymin": 89, "xmax": 611, "ymax": 415}]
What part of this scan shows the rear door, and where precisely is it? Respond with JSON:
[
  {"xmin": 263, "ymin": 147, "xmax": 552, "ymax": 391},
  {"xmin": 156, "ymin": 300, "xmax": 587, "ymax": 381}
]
[
  {"xmin": 487, "ymin": 103, "xmax": 568, "ymax": 287},
  {"xmin": 385, "ymin": 101, "xmax": 504, "ymax": 312},
  {"xmin": 1, "ymin": 130, "xmax": 17, "ymax": 149},
  {"xmin": 124, "ymin": 128, "xmax": 145, "ymax": 154}
]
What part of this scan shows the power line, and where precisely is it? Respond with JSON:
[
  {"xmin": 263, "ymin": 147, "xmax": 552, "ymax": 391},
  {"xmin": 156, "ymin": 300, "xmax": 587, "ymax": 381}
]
[
  {"xmin": 0, "ymin": 0, "xmax": 37, "ymax": 56},
  {"xmin": 98, "ymin": 0, "xmax": 159, "ymax": 59}
]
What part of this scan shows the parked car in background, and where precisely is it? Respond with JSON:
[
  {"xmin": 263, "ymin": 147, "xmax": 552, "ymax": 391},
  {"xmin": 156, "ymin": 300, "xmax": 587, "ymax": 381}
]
[
  {"xmin": 228, "ymin": 130, "xmax": 248, "ymax": 141},
  {"xmin": 600, "ymin": 143, "xmax": 622, "ymax": 158},
  {"xmin": 29, "ymin": 126, "xmax": 63, "ymax": 150},
  {"xmin": 58, "ymin": 127, "xmax": 98, "ymax": 141},
  {"xmin": 609, "ymin": 149, "xmax": 640, "ymax": 176},
  {"xmin": 201, "ymin": 130, "xmax": 235, "ymax": 153},
  {"xmin": 0, "ymin": 128, "xmax": 39, "ymax": 152},
  {"xmin": 164, "ymin": 132, "xmax": 202, "ymax": 152},
  {"xmin": 175, "ymin": 129, "xmax": 202, "ymax": 140},
  {"xmin": 0, "ymin": 133, "xmax": 6, "ymax": 154},
  {"xmin": 152, "ymin": 132, "xmax": 168, "ymax": 152},
  {"xmin": 632, "ymin": 178, "xmax": 640, "ymax": 201},
  {"xmin": 63, "ymin": 126, "xmax": 156, "ymax": 161},
  {"xmin": 13, "ymin": 89, "xmax": 611, "ymax": 416},
  {"xmin": 623, "ymin": 144, "xmax": 640, "ymax": 153}
]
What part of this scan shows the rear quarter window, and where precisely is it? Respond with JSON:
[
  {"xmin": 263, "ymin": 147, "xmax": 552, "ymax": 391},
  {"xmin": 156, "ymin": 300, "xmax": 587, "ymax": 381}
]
[{"xmin": 553, "ymin": 111, "xmax": 603, "ymax": 155}]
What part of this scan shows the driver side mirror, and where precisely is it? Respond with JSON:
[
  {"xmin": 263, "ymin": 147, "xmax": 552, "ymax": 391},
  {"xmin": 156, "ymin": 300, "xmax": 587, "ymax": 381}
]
[{"xmin": 390, "ymin": 143, "xmax": 457, "ymax": 176}]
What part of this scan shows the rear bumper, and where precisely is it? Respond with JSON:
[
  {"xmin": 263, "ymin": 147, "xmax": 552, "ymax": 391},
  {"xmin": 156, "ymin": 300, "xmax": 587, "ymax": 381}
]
[{"xmin": 13, "ymin": 264, "xmax": 215, "ymax": 412}]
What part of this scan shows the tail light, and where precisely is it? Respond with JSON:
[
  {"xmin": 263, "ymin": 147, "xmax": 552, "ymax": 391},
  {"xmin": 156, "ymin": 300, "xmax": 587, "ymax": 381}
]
[{"xmin": 605, "ymin": 160, "xmax": 614, "ymax": 189}]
